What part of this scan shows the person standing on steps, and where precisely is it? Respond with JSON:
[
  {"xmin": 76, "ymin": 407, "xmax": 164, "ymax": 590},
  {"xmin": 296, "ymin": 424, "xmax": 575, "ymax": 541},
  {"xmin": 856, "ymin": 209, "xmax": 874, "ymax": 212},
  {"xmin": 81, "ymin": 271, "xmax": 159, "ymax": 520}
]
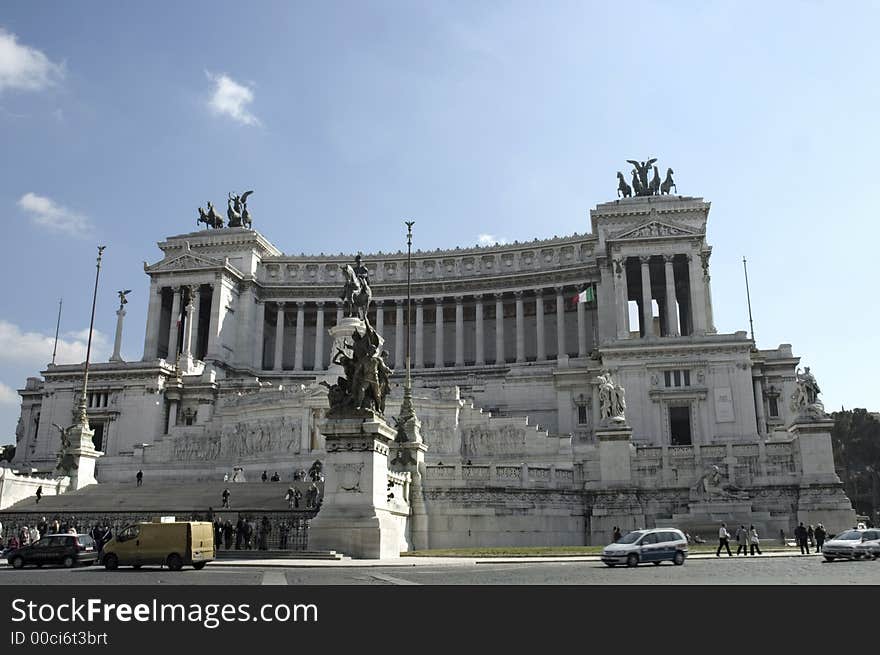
[
  {"xmin": 716, "ymin": 522, "xmax": 732, "ymax": 557},
  {"xmin": 222, "ymin": 488, "xmax": 230, "ymax": 508},
  {"xmin": 35, "ymin": 486, "xmax": 42, "ymax": 504},
  {"xmin": 136, "ymin": 470, "xmax": 143, "ymax": 487}
]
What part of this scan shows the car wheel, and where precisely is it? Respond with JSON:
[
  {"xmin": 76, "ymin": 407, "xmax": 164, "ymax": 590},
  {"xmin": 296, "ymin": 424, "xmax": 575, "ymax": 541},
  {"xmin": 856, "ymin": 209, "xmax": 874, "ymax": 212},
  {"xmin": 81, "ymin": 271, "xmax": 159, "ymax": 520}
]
[
  {"xmin": 673, "ymin": 551, "xmax": 685, "ymax": 566},
  {"xmin": 62, "ymin": 556, "xmax": 75, "ymax": 568},
  {"xmin": 132, "ymin": 564, "xmax": 142, "ymax": 570},
  {"xmin": 823, "ymin": 556, "xmax": 835, "ymax": 562},
  {"xmin": 36, "ymin": 563, "xmax": 43, "ymax": 568},
  {"xmin": 11, "ymin": 556, "xmax": 24, "ymax": 569},
  {"xmin": 604, "ymin": 562, "xmax": 616, "ymax": 568},
  {"xmin": 166, "ymin": 553, "xmax": 183, "ymax": 572},
  {"xmin": 653, "ymin": 561, "xmax": 661, "ymax": 566},
  {"xmin": 626, "ymin": 553, "xmax": 639, "ymax": 568},
  {"xmin": 192, "ymin": 562, "xmax": 207, "ymax": 570},
  {"xmin": 103, "ymin": 554, "xmax": 119, "ymax": 570}
]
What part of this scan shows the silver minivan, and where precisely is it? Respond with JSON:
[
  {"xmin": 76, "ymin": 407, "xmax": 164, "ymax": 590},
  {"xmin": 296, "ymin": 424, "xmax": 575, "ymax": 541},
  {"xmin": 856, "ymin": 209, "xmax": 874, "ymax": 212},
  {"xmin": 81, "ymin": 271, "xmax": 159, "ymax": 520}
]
[{"xmin": 602, "ymin": 528, "xmax": 689, "ymax": 567}]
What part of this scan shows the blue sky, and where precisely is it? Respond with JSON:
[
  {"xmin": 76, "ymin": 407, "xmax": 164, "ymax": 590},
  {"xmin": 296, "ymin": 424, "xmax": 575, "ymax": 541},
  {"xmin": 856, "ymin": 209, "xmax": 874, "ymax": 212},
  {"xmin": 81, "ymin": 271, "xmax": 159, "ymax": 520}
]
[{"xmin": 1, "ymin": 1, "xmax": 878, "ymax": 439}]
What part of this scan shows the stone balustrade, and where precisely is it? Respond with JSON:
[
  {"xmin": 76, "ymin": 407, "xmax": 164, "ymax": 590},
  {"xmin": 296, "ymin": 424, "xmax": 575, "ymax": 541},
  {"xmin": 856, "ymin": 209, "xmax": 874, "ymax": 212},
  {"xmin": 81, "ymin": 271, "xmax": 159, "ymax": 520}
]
[{"xmin": 424, "ymin": 463, "xmax": 575, "ymax": 489}]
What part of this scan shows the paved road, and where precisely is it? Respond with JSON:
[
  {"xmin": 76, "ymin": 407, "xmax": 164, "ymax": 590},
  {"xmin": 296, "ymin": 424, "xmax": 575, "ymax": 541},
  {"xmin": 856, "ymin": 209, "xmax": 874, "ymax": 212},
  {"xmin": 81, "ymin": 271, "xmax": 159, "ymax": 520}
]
[{"xmin": 1, "ymin": 554, "xmax": 879, "ymax": 585}]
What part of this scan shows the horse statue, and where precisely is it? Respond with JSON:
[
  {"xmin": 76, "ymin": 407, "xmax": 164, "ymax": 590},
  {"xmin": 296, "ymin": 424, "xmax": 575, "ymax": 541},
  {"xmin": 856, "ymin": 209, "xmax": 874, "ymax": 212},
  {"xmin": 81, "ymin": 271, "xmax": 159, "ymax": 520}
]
[
  {"xmin": 616, "ymin": 172, "xmax": 632, "ymax": 198},
  {"xmin": 660, "ymin": 168, "xmax": 677, "ymax": 195},
  {"xmin": 227, "ymin": 193, "xmax": 243, "ymax": 227},
  {"xmin": 630, "ymin": 169, "xmax": 644, "ymax": 196},
  {"xmin": 339, "ymin": 263, "xmax": 372, "ymax": 320},
  {"xmin": 649, "ymin": 165, "xmax": 661, "ymax": 195},
  {"xmin": 197, "ymin": 202, "xmax": 223, "ymax": 229}
]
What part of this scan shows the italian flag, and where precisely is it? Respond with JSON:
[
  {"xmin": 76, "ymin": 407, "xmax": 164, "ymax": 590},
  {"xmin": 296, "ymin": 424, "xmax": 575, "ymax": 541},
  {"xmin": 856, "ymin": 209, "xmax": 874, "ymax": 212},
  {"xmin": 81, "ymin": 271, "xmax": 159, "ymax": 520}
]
[{"xmin": 571, "ymin": 286, "xmax": 595, "ymax": 305}]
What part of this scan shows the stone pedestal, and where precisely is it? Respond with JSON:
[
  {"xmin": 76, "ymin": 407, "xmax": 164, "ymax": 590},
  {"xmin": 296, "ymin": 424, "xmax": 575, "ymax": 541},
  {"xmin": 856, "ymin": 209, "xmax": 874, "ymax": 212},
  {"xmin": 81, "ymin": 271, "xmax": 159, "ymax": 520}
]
[
  {"xmin": 325, "ymin": 317, "xmax": 366, "ymax": 379},
  {"xmin": 389, "ymin": 395, "xmax": 430, "ymax": 551},
  {"xmin": 788, "ymin": 416, "xmax": 857, "ymax": 533},
  {"xmin": 596, "ymin": 422, "xmax": 634, "ymax": 487},
  {"xmin": 61, "ymin": 423, "xmax": 103, "ymax": 491},
  {"xmin": 308, "ymin": 412, "xmax": 406, "ymax": 559}
]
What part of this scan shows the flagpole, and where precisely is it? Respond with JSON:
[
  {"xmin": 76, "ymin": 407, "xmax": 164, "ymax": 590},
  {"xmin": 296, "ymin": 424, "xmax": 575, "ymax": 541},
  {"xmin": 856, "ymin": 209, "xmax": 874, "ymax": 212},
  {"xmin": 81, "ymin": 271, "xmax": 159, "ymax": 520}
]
[
  {"xmin": 76, "ymin": 246, "xmax": 106, "ymax": 428},
  {"xmin": 51, "ymin": 298, "xmax": 63, "ymax": 365},
  {"xmin": 743, "ymin": 257, "xmax": 755, "ymax": 344}
]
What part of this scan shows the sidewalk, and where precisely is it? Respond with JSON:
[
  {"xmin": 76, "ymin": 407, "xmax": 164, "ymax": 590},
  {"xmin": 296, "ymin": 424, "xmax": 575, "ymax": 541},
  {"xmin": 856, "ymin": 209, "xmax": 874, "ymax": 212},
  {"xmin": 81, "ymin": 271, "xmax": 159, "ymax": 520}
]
[{"xmin": 209, "ymin": 549, "xmax": 824, "ymax": 568}]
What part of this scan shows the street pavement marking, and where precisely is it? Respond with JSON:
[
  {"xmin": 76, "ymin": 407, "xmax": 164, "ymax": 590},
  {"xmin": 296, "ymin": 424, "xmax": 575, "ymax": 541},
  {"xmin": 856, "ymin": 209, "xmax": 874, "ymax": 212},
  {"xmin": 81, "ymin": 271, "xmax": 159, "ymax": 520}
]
[
  {"xmin": 369, "ymin": 573, "xmax": 420, "ymax": 585},
  {"xmin": 261, "ymin": 571, "xmax": 288, "ymax": 585}
]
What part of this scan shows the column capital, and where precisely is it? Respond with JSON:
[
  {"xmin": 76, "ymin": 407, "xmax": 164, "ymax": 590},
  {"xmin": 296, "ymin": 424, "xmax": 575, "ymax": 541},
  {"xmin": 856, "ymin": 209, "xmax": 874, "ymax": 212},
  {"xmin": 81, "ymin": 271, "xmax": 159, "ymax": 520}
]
[
  {"xmin": 663, "ymin": 254, "xmax": 676, "ymax": 264},
  {"xmin": 374, "ymin": 299, "xmax": 384, "ymax": 307},
  {"xmin": 494, "ymin": 292, "xmax": 505, "ymax": 301},
  {"xmin": 612, "ymin": 257, "xmax": 625, "ymax": 277},
  {"xmin": 336, "ymin": 300, "xmax": 345, "ymax": 309},
  {"xmin": 415, "ymin": 297, "xmax": 424, "ymax": 306},
  {"xmin": 277, "ymin": 301, "xmax": 287, "ymax": 309},
  {"xmin": 639, "ymin": 255, "xmax": 652, "ymax": 265},
  {"xmin": 296, "ymin": 301, "xmax": 306, "ymax": 309},
  {"xmin": 315, "ymin": 300, "xmax": 325, "ymax": 308},
  {"xmin": 473, "ymin": 293, "xmax": 483, "ymax": 301},
  {"xmin": 513, "ymin": 290, "xmax": 524, "ymax": 299},
  {"xmin": 435, "ymin": 298, "xmax": 445, "ymax": 307},
  {"xmin": 554, "ymin": 285, "xmax": 566, "ymax": 295},
  {"xmin": 454, "ymin": 295, "xmax": 463, "ymax": 304},
  {"xmin": 395, "ymin": 298, "xmax": 405, "ymax": 306},
  {"xmin": 534, "ymin": 289, "xmax": 543, "ymax": 299}
]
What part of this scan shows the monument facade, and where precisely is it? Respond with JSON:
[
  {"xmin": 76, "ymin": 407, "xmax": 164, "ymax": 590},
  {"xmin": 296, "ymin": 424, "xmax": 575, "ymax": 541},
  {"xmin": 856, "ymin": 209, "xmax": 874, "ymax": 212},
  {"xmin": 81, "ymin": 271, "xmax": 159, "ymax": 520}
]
[{"xmin": 12, "ymin": 170, "xmax": 856, "ymax": 546}]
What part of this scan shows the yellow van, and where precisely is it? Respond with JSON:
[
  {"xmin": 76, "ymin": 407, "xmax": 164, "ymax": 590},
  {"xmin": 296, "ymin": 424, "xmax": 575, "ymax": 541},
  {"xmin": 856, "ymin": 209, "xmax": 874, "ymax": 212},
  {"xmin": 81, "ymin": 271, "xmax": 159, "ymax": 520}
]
[{"xmin": 101, "ymin": 519, "xmax": 215, "ymax": 571}]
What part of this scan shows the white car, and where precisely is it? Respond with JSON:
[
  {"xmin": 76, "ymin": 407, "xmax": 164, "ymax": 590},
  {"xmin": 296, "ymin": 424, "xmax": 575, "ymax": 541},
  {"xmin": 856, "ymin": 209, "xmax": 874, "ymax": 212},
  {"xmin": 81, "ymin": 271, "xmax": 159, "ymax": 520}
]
[
  {"xmin": 853, "ymin": 529, "xmax": 880, "ymax": 560},
  {"xmin": 601, "ymin": 528, "xmax": 688, "ymax": 567},
  {"xmin": 822, "ymin": 528, "xmax": 871, "ymax": 561}
]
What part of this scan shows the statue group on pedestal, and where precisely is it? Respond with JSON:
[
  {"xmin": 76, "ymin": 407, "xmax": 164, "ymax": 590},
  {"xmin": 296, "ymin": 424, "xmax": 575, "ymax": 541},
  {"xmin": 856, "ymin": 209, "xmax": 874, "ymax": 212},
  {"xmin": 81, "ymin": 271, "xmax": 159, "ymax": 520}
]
[
  {"xmin": 197, "ymin": 190, "xmax": 254, "ymax": 229},
  {"xmin": 597, "ymin": 370, "xmax": 627, "ymax": 422},
  {"xmin": 322, "ymin": 320, "xmax": 393, "ymax": 417},
  {"xmin": 339, "ymin": 254, "xmax": 372, "ymax": 321},
  {"xmin": 617, "ymin": 158, "xmax": 676, "ymax": 198},
  {"xmin": 692, "ymin": 465, "xmax": 749, "ymax": 502},
  {"xmin": 792, "ymin": 366, "xmax": 824, "ymax": 416}
]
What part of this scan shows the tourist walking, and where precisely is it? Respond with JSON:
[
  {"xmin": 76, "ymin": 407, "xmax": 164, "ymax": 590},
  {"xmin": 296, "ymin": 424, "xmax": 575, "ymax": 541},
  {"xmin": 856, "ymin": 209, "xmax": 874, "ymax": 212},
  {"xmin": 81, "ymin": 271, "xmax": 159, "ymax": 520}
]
[
  {"xmin": 716, "ymin": 522, "xmax": 732, "ymax": 557},
  {"xmin": 223, "ymin": 520, "xmax": 233, "ymax": 549},
  {"xmin": 749, "ymin": 525, "xmax": 762, "ymax": 555},
  {"xmin": 735, "ymin": 525, "xmax": 749, "ymax": 555},
  {"xmin": 222, "ymin": 488, "xmax": 230, "ymax": 508},
  {"xmin": 261, "ymin": 470, "xmax": 268, "ymax": 483},
  {"xmin": 258, "ymin": 516, "xmax": 271, "ymax": 550},
  {"xmin": 794, "ymin": 522, "xmax": 809, "ymax": 554},
  {"xmin": 814, "ymin": 523, "xmax": 826, "ymax": 553},
  {"xmin": 136, "ymin": 470, "xmax": 143, "ymax": 487},
  {"xmin": 807, "ymin": 525, "xmax": 815, "ymax": 548},
  {"xmin": 35, "ymin": 486, "xmax": 42, "ymax": 504}
]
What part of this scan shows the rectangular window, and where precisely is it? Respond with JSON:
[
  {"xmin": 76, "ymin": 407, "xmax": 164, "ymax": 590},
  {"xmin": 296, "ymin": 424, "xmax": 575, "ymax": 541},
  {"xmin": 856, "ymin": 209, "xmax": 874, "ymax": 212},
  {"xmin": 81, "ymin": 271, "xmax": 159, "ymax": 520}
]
[
  {"xmin": 669, "ymin": 406, "xmax": 692, "ymax": 446},
  {"xmin": 768, "ymin": 397, "xmax": 779, "ymax": 417},
  {"xmin": 664, "ymin": 371, "xmax": 671, "ymax": 387},
  {"xmin": 683, "ymin": 370, "xmax": 691, "ymax": 386},
  {"xmin": 673, "ymin": 370, "xmax": 681, "ymax": 387},
  {"xmin": 577, "ymin": 405, "xmax": 588, "ymax": 425}
]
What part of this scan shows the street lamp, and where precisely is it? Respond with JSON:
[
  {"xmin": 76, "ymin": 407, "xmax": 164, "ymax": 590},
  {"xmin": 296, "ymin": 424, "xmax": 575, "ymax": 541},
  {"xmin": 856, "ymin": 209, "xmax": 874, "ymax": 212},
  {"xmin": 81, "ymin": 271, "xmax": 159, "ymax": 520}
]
[{"xmin": 75, "ymin": 245, "xmax": 106, "ymax": 429}]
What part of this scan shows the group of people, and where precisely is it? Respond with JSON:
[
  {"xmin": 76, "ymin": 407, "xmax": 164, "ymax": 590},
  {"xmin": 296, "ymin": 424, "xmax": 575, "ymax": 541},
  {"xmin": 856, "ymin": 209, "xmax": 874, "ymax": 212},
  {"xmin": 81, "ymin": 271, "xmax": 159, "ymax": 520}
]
[
  {"xmin": 210, "ymin": 515, "xmax": 299, "ymax": 551},
  {"xmin": 0, "ymin": 516, "xmax": 113, "ymax": 555},
  {"xmin": 716, "ymin": 523, "xmax": 763, "ymax": 556},
  {"xmin": 793, "ymin": 522, "xmax": 826, "ymax": 554},
  {"xmin": 260, "ymin": 471, "xmax": 282, "ymax": 482}
]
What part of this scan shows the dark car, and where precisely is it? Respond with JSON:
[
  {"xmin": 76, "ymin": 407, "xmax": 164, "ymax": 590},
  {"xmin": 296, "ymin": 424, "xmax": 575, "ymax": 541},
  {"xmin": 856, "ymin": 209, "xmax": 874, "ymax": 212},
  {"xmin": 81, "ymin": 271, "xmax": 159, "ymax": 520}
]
[{"xmin": 6, "ymin": 534, "xmax": 98, "ymax": 569}]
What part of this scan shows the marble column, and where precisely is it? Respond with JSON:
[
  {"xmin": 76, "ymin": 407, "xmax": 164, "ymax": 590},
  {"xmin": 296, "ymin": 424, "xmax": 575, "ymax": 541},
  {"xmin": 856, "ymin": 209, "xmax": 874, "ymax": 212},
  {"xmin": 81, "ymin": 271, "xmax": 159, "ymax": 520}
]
[
  {"xmin": 514, "ymin": 291, "xmax": 525, "ymax": 363},
  {"xmin": 181, "ymin": 288, "xmax": 196, "ymax": 368},
  {"xmin": 394, "ymin": 299, "xmax": 405, "ymax": 369},
  {"xmin": 336, "ymin": 302, "xmax": 344, "ymax": 326},
  {"xmin": 613, "ymin": 257, "xmax": 630, "ymax": 339},
  {"xmin": 253, "ymin": 301, "xmax": 265, "ymax": 370},
  {"xmin": 754, "ymin": 378, "xmax": 766, "ymax": 435},
  {"xmin": 576, "ymin": 291, "xmax": 587, "ymax": 357},
  {"xmin": 167, "ymin": 287, "xmax": 181, "ymax": 360},
  {"xmin": 555, "ymin": 287, "xmax": 566, "ymax": 359},
  {"xmin": 701, "ymin": 251, "xmax": 716, "ymax": 334},
  {"xmin": 375, "ymin": 300, "xmax": 384, "ymax": 342},
  {"xmin": 494, "ymin": 293, "xmax": 505, "ymax": 364},
  {"xmin": 535, "ymin": 290, "xmax": 546, "ymax": 361},
  {"xmin": 435, "ymin": 299, "xmax": 445, "ymax": 368},
  {"xmin": 190, "ymin": 286, "xmax": 202, "ymax": 358},
  {"xmin": 663, "ymin": 255, "xmax": 679, "ymax": 337},
  {"xmin": 314, "ymin": 302, "xmax": 325, "ymax": 371},
  {"xmin": 274, "ymin": 302, "xmax": 286, "ymax": 372},
  {"xmin": 294, "ymin": 301, "xmax": 305, "ymax": 370},
  {"xmin": 415, "ymin": 298, "xmax": 424, "ymax": 368},
  {"xmin": 455, "ymin": 296, "xmax": 464, "ymax": 367},
  {"xmin": 687, "ymin": 253, "xmax": 707, "ymax": 334},
  {"xmin": 640, "ymin": 256, "xmax": 654, "ymax": 338},
  {"xmin": 142, "ymin": 282, "xmax": 162, "ymax": 361},
  {"xmin": 111, "ymin": 305, "xmax": 126, "ymax": 363},
  {"xmin": 474, "ymin": 294, "xmax": 485, "ymax": 366},
  {"xmin": 205, "ymin": 281, "xmax": 223, "ymax": 360}
]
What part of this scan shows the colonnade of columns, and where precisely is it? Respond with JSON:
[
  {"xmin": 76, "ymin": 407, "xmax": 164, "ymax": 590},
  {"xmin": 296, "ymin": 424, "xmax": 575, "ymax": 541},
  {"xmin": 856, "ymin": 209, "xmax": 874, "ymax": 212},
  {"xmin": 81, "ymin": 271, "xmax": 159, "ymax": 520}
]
[
  {"xmin": 145, "ymin": 283, "xmax": 221, "ymax": 363},
  {"xmin": 613, "ymin": 251, "xmax": 710, "ymax": 339},
  {"xmin": 253, "ymin": 286, "xmax": 592, "ymax": 373}
]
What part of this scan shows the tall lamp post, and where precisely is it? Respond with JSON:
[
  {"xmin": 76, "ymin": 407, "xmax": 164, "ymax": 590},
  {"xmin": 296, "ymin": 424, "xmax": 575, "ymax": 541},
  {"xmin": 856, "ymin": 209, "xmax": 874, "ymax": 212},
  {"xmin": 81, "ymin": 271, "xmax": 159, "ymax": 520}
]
[
  {"xmin": 76, "ymin": 245, "xmax": 106, "ymax": 429},
  {"xmin": 399, "ymin": 221, "xmax": 416, "ymax": 424}
]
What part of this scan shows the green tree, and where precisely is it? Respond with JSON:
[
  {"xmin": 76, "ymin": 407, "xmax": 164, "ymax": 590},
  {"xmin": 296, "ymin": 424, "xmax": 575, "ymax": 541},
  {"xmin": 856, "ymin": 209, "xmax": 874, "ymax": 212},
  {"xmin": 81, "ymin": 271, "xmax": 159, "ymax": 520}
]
[{"xmin": 831, "ymin": 409, "xmax": 880, "ymax": 525}]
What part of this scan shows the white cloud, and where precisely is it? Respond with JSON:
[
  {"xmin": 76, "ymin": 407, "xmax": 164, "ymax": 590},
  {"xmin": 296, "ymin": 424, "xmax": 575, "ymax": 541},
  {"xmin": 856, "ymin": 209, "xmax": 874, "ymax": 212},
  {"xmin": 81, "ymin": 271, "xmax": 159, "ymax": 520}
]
[
  {"xmin": 0, "ymin": 382, "xmax": 19, "ymax": 406},
  {"xmin": 0, "ymin": 320, "xmax": 110, "ymax": 368},
  {"xmin": 477, "ymin": 233, "xmax": 507, "ymax": 246},
  {"xmin": 0, "ymin": 28, "xmax": 64, "ymax": 93},
  {"xmin": 18, "ymin": 192, "xmax": 92, "ymax": 236},
  {"xmin": 206, "ymin": 72, "xmax": 260, "ymax": 126}
]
